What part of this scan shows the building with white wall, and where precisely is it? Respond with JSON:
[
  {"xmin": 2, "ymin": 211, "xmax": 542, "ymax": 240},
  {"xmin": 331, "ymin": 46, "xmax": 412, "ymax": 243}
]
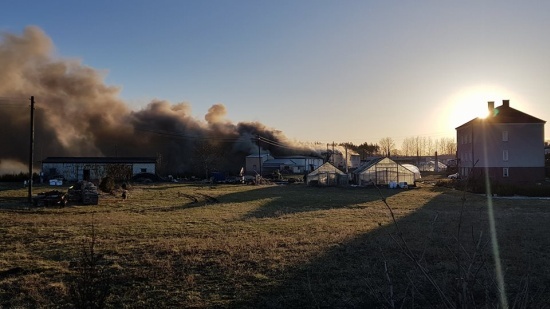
[{"xmin": 41, "ymin": 157, "xmax": 157, "ymax": 182}]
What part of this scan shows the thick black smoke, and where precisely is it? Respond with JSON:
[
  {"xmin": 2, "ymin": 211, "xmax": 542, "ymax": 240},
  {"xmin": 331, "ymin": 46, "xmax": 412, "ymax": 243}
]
[{"xmin": 0, "ymin": 26, "xmax": 319, "ymax": 175}]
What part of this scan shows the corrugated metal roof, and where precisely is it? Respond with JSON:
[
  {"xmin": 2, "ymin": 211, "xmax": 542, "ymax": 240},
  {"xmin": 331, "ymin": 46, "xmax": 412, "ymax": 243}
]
[{"xmin": 42, "ymin": 157, "xmax": 157, "ymax": 164}]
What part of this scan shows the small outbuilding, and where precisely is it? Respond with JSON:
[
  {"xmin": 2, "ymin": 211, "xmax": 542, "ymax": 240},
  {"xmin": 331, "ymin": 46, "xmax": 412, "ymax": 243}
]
[
  {"xmin": 353, "ymin": 157, "xmax": 417, "ymax": 186},
  {"xmin": 306, "ymin": 162, "xmax": 348, "ymax": 186}
]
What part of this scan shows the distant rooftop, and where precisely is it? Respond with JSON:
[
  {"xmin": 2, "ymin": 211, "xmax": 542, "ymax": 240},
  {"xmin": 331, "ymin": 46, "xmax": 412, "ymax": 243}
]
[{"xmin": 42, "ymin": 157, "xmax": 157, "ymax": 164}]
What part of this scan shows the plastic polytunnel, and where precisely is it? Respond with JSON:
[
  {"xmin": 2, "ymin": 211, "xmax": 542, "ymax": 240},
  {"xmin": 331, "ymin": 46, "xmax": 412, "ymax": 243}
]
[
  {"xmin": 401, "ymin": 164, "xmax": 422, "ymax": 180},
  {"xmin": 353, "ymin": 157, "xmax": 418, "ymax": 186},
  {"xmin": 306, "ymin": 162, "xmax": 348, "ymax": 186}
]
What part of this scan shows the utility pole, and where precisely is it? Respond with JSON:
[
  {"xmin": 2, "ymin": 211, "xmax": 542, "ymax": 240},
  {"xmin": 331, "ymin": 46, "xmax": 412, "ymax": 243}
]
[
  {"xmin": 257, "ymin": 134, "xmax": 262, "ymax": 177},
  {"xmin": 345, "ymin": 144, "xmax": 348, "ymax": 173},
  {"xmin": 435, "ymin": 151, "xmax": 439, "ymax": 173},
  {"xmin": 332, "ymin": 141, "xmax": 335, "ymax": 164},
  {"xmin": 28, "ymin": 96, "xmax": 35, "ymax": 203}
]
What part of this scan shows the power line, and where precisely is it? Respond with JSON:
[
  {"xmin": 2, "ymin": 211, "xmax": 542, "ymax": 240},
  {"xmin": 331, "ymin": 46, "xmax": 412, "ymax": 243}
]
[
  {"xmin": 257, "ymin": 136, "xmax": 300, "ymax": 150},
  {"xmin": 134, "ymin": 127, "xmax": 253, "ymax": 143},
  {"xmin": 0, "ymin": 96, "xmax": 28, "ymax": 103},
  {"xmin": 0, "ymin": 102, "xmax": 28, "ymax": 106},
  {"xmin": 134, "ymin": 126, "xmax": 302, "ymax": 152},
  {"xmin": 0, "ymin": 105, "xmax": 27, "ymax": 109},
  {"xmin": 258, "ymin": 136, "xmax": 288, "ymax": 147}
]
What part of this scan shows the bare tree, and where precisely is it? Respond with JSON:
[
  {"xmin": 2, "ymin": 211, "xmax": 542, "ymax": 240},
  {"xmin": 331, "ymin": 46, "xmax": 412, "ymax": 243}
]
[
  {"xmin": 401, "ymin": 137, "xmax": 415, "ymax": 156},
  {"xmin": 105, "ymin": 164, "xmax": 132, "ymax": 182},
  {"xmin": 379, "ymin": 137, "xmax": 395, "ymax": 157},
  {"xmin": 443, "ymin": 137, "xmax": 457, "ymax": 155},
  {"xmin": 391, "ymin": 148, "xmax": 401, "ymax": 156},
  {"xmin": 402, "ymin": 136, "xmax": 457, "ymax": 157},
  {"xmin": 192, "ymin": 140, "xmax": 222, "ymax": 179},
  {"xmin": 435, "ymin": 137, "xmax": 457, "ymax": 155},
  {"xmin": 426, "ymin": 137, "xmax": 435, "ymax": 156}
]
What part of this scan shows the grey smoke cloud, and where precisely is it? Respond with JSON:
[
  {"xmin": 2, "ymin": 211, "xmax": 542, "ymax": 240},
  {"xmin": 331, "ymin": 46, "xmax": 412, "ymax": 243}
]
[{"xmin": 0, "ymin": 26, "xmax": 319, "ymax": 175}]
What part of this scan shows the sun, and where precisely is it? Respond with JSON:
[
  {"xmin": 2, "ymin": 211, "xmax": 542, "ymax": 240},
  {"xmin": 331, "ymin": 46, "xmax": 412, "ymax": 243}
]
[
  {"xmin": 452, "ymin": 88, "xmax": 500, "ymax": 121},
  {"xmin": 441, "ymin": 84, "xmax": 516, "ymax": 128}
]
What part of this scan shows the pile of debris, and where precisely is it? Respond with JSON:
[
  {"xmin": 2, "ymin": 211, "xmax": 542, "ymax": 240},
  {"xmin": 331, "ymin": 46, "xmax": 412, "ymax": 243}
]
[
  {"xmin": 32, "ymin": 190, "xmax": 68, "ymax": 207},
  {"xmin": 68, "ymin": 181, "xmax": 99, "ymax": 205}
]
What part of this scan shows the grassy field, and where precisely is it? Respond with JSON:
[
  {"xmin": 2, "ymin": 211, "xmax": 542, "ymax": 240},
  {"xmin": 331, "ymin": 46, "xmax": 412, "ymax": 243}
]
[{"xmin": 1, "ymin": 180, "xmax": 550, "ymax": 308}]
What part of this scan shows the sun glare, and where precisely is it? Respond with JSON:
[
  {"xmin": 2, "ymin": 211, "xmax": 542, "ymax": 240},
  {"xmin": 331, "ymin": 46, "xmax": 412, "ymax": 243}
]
[
  {"xmin": 477, "ymin": 109, "xmax": 490, "ymax": 119},
  {"xmin": 441, "ymin": 85, "xmax": 517, "ymax": 129}
]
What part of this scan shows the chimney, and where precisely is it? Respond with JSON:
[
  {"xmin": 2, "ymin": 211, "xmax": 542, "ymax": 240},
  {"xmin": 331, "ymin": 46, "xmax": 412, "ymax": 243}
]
[
  {"xmin": 488, "ymin": 101, "xmax": 494, "ymax": 115},
  {"xmin": 503, "ymin": 99, "xmax": 510, "ymax": 108}
]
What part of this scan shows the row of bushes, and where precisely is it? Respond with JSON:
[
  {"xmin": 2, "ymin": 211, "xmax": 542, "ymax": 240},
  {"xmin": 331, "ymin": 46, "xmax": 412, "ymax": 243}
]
[
  {"xmin": 0, "ymin": 172, "xmax": 35, "ymax": 182},
  {"xmin": 98, "ymin": 177, "xmax": 131, "ymax": 193}
]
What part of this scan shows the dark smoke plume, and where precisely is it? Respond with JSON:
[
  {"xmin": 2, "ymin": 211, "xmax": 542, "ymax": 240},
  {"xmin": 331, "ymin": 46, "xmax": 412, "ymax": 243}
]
[{"xmin": 0, "ymin": 26, "xmax": 319, "ymax": 175}]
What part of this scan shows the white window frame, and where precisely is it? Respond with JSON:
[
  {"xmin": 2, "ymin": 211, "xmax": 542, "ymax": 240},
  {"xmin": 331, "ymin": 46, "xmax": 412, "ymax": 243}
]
[
  {"xmin": 502, "ymin": 130, "xmax": 508, "ymax": 142},
  {"xmin": 503, "ymin": 150, "xmax": 509, "ymax": 161},
  {"xmin": 503, "ymin": 167, "xmax": 509, "ymax": 177}
]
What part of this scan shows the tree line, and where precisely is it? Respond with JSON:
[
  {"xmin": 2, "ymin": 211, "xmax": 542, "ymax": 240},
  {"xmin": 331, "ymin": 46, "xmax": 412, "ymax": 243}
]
[{"xmin": 343, "ymin": 136, "xmax": 457, "ymax": 158}]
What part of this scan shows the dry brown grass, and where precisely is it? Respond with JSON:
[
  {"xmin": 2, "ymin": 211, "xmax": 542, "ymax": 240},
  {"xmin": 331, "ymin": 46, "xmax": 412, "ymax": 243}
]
[{"xmin": 1, "ymin": 182, "xmax": 549, "ymax": 308}]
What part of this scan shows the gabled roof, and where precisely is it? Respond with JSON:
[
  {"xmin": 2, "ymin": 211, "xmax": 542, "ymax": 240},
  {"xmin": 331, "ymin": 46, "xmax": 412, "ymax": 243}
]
[
  {"xmin": 246, "ymin": 153, "xmax": 272, "ymax": 158},
  {"xmin": 307, "ymin": 162, "xmax": 346, "ymax": 176},
  {"xmin": 353, "ymin": 157, "xmax": 417, "ymax": 177},
  {"xmin": 456, "ymin": 102, "xmax": 545, "ymax": 130},
  {"xmin": 277, "ymin": 155, "xmax": 323, "ymax": 160},
  {"xmin": 263, "ymin": 158, "xmax": 299, "ymax": 168},
  {"xmin": 42, "ymin": 157, "xmax": 157, "ymax": 164},
  {"xmin": 353, "ymin": 157, "xmax": 384, "ymax": 174}
]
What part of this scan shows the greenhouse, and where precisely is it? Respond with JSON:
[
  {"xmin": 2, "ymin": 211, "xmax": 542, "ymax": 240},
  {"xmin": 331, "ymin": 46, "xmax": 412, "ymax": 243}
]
[
  {"xmin": 401, "ymin": 164, "xmax": 422, "ymax": 180},
  {"xmin": 418, "ymin": 160, "xmax": 447, "ymax": 172},
  {"xmin": 306, "ymin": 162, "xmax": 348, "ymax": 186},
  {"xmin": 353, "ymin": 157, "xmax": 418, "ymax": 186}
]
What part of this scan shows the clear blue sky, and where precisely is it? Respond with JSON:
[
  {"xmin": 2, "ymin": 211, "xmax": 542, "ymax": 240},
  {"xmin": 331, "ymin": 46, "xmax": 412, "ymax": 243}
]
[{"xmin": 2, "ymin": 0, "xmax": 549, "ymax": 145}]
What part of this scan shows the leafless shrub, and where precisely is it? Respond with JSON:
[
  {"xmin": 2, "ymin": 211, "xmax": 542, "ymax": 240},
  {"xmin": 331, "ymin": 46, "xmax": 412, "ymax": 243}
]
[
  {"xmin": 372, "ymin": 163, "xmax": 548, "ymax": 308},
  {"xmin": 66, "ymin": 218, "xmax": 112, "ymax": 308}
]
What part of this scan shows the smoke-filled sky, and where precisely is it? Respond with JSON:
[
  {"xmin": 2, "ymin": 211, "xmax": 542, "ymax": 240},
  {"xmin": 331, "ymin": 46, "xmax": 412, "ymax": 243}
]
[
  {"xmin": 1, "ymin": 1, "xmax": 550, "ymax": 162},
  {"xmin": 0, "ymin": 26, "xmax": 320, "ymax": 174}
]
